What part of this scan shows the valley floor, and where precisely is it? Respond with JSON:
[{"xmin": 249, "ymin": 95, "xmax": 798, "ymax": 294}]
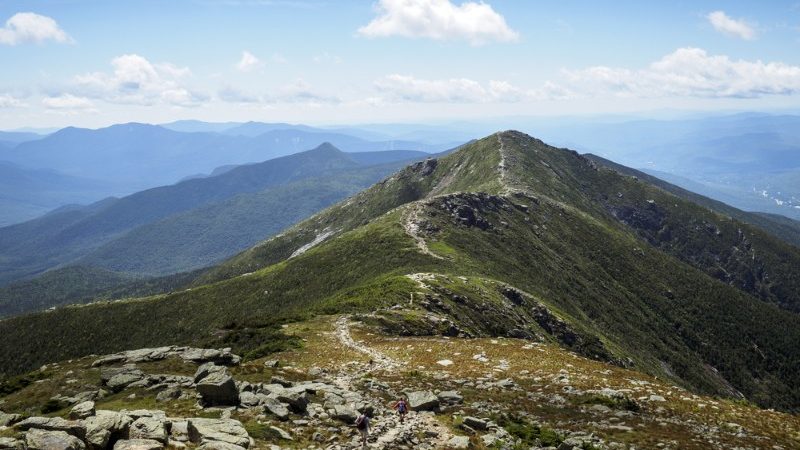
[{"xmin": 1, "ymin": 315, "xmax": 799, "ymax": 449}]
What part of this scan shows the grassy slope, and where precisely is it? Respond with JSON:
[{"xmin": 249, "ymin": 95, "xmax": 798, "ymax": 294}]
[{"xmin": 1, "ymin": 132, "xmax": 799, "ymax": 413}]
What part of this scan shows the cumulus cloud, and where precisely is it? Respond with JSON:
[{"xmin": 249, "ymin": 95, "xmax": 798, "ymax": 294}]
[
  {"xmin": 559, "ymin": 47, "xmax": 800, "ymax": 99},
  {"xmin": 374, "ymin": 74, "xmax": 526, "ymax": 102},
  {"xmin": 41, "ymin": 94, "xmax": 94, "ymax": 110},
  {"xmin": 358, "ymin": 0, "xmax": 518, "ymax": 45},
  {"xmin": 71, "ymin": 54, "xmax": 207, "ymax": 106},
  {"xmin": 0, "ymin": 12, "xmax": 72, "ymax": 45},
  {"xmin": 707, "ymin": 10, "xmax": 756, "ymax": 40},
  {"xmin": 236, "ymin": 50, "xmax": 262, "ymax": 72},
  {"xmin": 0, "ymin": 94, "xmax": 26, "ymax": 108}
]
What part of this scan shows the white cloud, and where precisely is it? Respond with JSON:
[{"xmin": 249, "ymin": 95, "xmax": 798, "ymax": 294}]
[
  {"xmin": 269, "ymin": 79, "xmax": 341, "ymax": 104},
  {"xmin": 218, "ymin": 86, "xmax": 261, "ymax": 103},
  {"xmin": 357, "ymin": 0, "xmax": 518, "ymax": 45},
  {"xmin": 236, "ymin": 50, "xmax": 262, "ymax": 72},
  {"xmin": 707, "ymin": 10, "xmax": 756, "ymax": 40},
  {"xmin": 41, "ymin": 94, "xmax": 94, "ymax": 110},
  {"xmin": 374, "ymin": 74, "xmax": 526, "ymax": 102},
  {"xmin": 557, "ymin": 47, "xmax": 800, "ymax": 99},
  {"xmin": 0, "ymin": 94, "xmax": 26, "ymax": 108},
  {"xmin": 71, "ymin": 54, "xmax": 207, "ymax": 106},
  {"xmin": 0, "ymin": 12, "xmax": 72, "ymax": 45}
]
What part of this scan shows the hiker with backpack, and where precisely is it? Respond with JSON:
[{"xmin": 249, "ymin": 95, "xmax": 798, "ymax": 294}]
[
  {"xmin": 393, "ymin": 397, "xmax": 409, "ymax": 423},
  {"xmin": 355, "ymin": 412, "xmax": 370, "ymax": 448}
]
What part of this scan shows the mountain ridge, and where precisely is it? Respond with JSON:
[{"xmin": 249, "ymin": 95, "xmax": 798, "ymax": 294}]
[{"xmin": 1, "ymin": 131, "xmax": 799, "ymax": 414}]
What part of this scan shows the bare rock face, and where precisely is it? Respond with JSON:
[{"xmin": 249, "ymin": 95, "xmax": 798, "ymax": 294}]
[
  {"xmin": 24, "ymin": 429, "xmax": 86, "ymax": 450},
  {"xmin": 187, "ymin": 418, "xmax": 250, "ymax": 449},
  {"xmin": 111, "ymin": 439, "xmax": 163, "ymax": 450},
  {"xmin": 15, "ymin": 417, "xmax": 87, "ymax": 440}
]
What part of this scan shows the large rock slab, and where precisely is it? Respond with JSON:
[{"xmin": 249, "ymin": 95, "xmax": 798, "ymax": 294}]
[
  {"xmin": 16, "ymin": 417, "xmax": 86, "ymax": 439},
  {"xmin": 197, "ymin": 443, "xmax": 246, "ymax": 450},
  {"xmin": 101, "ymin": 367, "xmax": 146, "ymax": 392},
  {"xmin": 112, "ymin": 439, "xmax": 163, "ymax": 450},
  {"xmin": 84, "ymin": 410, "xmax": 133, "ymax": 450},
  {"xmin": 330, "ymin": 405, "xmax": 358, "ymax": 424},
  {"xmin": 187, "ymin": 419, "xmax": 249, "ymax": 449},
  {"xmin": 406, "ymin": 391, "xmax": 440, "ymax": 411},
  {"xmin": 93, "ymin": 347, "xmax": 240, "ymax": 367},
  {"xmin": 25, "ymin": 429, "xmax": 86, "ymax": 450},
  {"xmin": 129, "ymin": 417, "xmax": 168, "ymax": 444},
  {"xmin": 446, "ymin": 435, "xmax": 471, "ymax": 449},
  {"xmin": 195, "ymin": 368, "xmax": 238, "ymax": 406}
]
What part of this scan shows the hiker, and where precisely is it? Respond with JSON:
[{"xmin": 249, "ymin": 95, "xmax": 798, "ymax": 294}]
[
  {"xmin": 393, "ymin": 397, "xmax": 409, "ymax": 423},
  {"xmin": 355, "ymin": 412, "xmax": 370, "ymax": 448}
]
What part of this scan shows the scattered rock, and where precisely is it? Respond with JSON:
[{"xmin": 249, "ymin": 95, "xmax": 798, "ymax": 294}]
[
  {"xmin": 112, "ymin": 439, "xmax": 163, "ymax": 450},
  {"xmin": 195, "ymin": 368, "xmax": 238, "ymax": 407},
  {"xmin": 462, "ymin": 417, "xmax": 488, "ymax": 431},
  {"xmin": 25, "ymin": 429, "xmax": 86, "ymax": 450},
  {"xmin": 276, "ymin": 388, "xmax": 309, "ymax": 413},
  {"xmin": 16, "ymin": 417, "xmax": 86, "ymax": 439},
  {"xmin": 129, "ymin": 417, "xmax": 168, "ymax": 444},
  {"xmin": 197, "ymin": 443, "xmax": 246, "ymax": 450},
  {"xmin": 437, "ymin": 391, "xmax": 463, "ymax": 404},
  {"xmin": 446, "ymin": 435, "xmax": 471, "ymax": 449},
  {"xmin": 187, "ymin": 418, "xmax": 250, "ymax": 448},
  {"xmin": 155, "ymin": 387, "xmax": 181, "ymax": 403},
  {"xmin": 268, "ymin": 426, "xmax": 292, "ymax": 441},
  {"xmin": 0, "ymin": 411, "xmax": 22, "ymax": 427},
  {"xmin": 0, "ymin": 437, "xmax": 24, "ymax": 450},
  {"xmin": 262, "ymin": 398, "xmax": 290, "ymax": 421},
  {"xmin": 69, "ymin": 401, "xmax": 95, "ymax": 420},
  {"xmin": 84, "ymin": 410, "xmax": 134, "ymax": 450},
  {"xmin": 331, "ymin": 405, "xmax": 358, "ymax": 423},
  {"xmin": 405, "ymin": 391, "xmax": 439, "ymax": 411}
]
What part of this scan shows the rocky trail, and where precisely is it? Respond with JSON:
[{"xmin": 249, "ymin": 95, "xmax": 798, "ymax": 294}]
[{"xmin": 330, "ymin": 317, "xmax": 453, "ymax": 449}]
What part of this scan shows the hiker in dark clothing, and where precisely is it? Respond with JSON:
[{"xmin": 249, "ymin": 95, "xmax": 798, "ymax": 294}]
[
  {"xmin": 393, "ymin": 397, "xmax": 409, "ymax": 423},
  {"xmin": 355, "ymin": 412, "xmax": 370, "ymax": 448}
]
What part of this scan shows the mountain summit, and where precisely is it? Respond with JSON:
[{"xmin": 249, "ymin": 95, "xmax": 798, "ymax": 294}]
[{"xmin": 2, "ymin": 131, "xmax": 800, "ymax": 416}]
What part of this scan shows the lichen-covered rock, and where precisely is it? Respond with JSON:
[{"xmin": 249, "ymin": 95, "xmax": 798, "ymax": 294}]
[
  {"xmin": 15, "ymin": 417, "xmax": 86, "ymax": 439},
  {"xmin": 25, "ymin": 429, "xmax": 86, "ymax": 450},
  {"xmin": 195, "ymin": 368, "xmax": 238, "ymax": 406},
  {"xmin": 197, "ymin": 442, "xmax": 246, "ymax": 450},
  {"xmin": 112, "ymin": 439, "xmax": 163, "ymax": 450},
  {"xmin": 187, "ymin": 418, "xmax": 249, "ymax": 449},
  {"xmin": 129, "ymin": 417, "xmax": 168, "ymax": 444},
  {"xmin": 0, "ymin": 411, "xmax": 22, "ymax": 427},
  {"xmin": 262, "ymin": 398, "xmax": 289, "ymax": 421},
  {"xmin": 69, "ymin": 401, "xmax": 95, "ymax": 420},
  {"xmin": 405, "ymin": 391, "xmax": 439, "ymax": 411},
  {"xmin": 84, "ymin": 410, "xmax": 133, "ymax": 450},
  {"xmin": 275, "ymin": 387, "xmax": 308, "ymax": 413},
  {"xmin": 446, "ymin": 435, "xmax": 471, "ymax": 449},
  {"xmin": 0, "ymin": 437, "xmax": 24, "ymax": 450}
]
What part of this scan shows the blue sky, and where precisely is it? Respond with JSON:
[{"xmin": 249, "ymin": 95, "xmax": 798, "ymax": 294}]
[{"xmin": 1, "ymin": 0, "xmax": 800, "ymax": 128}]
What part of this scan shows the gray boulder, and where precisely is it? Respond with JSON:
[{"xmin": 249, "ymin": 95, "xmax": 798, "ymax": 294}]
[
  {"xmin": 406, "ymin": 391, "xmax": 439, "ymax": 411},
  {"xmin": 331, "ymin": 405, "xmax": 358, "ymax": 423},
  {"xmin": 155, "ymin": 387, "xmax": 181, "ymax": 402},
  {"xmin": 197, "ymin": 443, "xmax": 246, "ymax": 450},
  {"xmin": 129, "ymin": 417, "xmax": 168, "ymax": 444},
  {"xmin": 268, "ymin": 426, "xmax": 292, "ymax": 441},
  {"xmin": 237, "ymin": 392, "xmax": 261, "ymax": 408},
  {"xmin": 69, "ymin": 401, "xmax": 95, "ymax": 420},
  {"xmin": 437, "ymin": 391, "xmax": 463, "ymax": 404},
  {"xmin": 262, "ymin": 398, "xmax": 290, "ymax": 421},
  {"xmin": 276, "ymin": 387, "xmax": 308, "ymax": 413},
  {"xmin": 112, "ymin": 439, "xmax": 163, "ymax": 450},
  {"xmin": 0, "ymin": 437, "xmax": 24, "ymax": 450},
  {"xmin": 0, "ymin": 411, "xmax": 21, "ymax": 427},
  {"xmin": 196, "ymin": 369, "xmax": 238, "ymax": 407},
  {"xmin": 463, "ymin": 417, "xmax": 488, "ymax": 431},
  {"xmin": 15, "ymin": 417, "xmax": 86, "ymax": 439},
  {"xmin": 83, "ymin": 410, "xmax": 133, "ymax": 450},
  {"xmin": 101, "ymin": 367, "xmax": 146, "ymax": 392},
  {"xmin": 187, "ymin": 418, "xmax": 250, "ymax": 448},
  {"xmin": 25, "ymin": 429, "xmax": 86, "ymax": 450},
  {"xmin": 446, "ymin": 435, "xmax": 471, "ymax": 449}
]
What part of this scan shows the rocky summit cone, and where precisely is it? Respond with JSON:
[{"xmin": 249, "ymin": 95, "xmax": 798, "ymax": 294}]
[{"xmin": 2, "ymin": 131, "xmax": 800, "ymax": 449}]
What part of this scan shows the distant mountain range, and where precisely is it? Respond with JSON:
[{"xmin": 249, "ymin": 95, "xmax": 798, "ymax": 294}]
[{"xmin": 0, "ymin": 122, "xmax": 458, "ymax": 227}]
